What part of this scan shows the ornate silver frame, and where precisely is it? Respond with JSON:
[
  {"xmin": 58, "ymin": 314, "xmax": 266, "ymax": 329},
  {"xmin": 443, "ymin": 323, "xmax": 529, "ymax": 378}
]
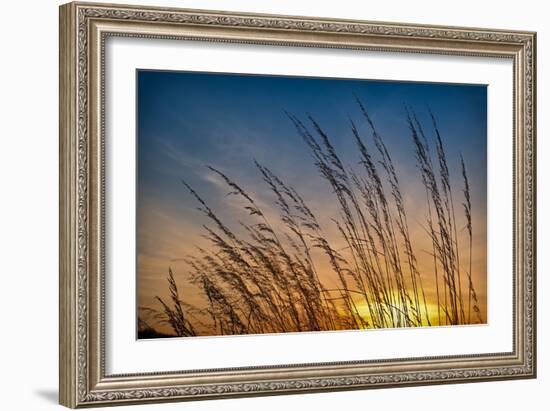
[{"xmin": 59, "ymin": 2, "xmax": 536, "ymax": 408}]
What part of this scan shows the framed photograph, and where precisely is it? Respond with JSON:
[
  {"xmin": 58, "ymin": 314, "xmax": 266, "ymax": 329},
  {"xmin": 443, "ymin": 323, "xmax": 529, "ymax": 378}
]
[{"xmin": 59, "ymin": 2, "xmax": 536, "ymax": 408}]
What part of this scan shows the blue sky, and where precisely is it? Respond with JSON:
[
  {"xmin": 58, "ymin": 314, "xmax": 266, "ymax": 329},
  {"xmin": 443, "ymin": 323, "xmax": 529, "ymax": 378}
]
[
  {"xmin": 137, "ymin": 70, "xmax": 486, "ymax": 218},
  {"xmin": 136, "ymin": 69, "xmax": 487, "ymax": 323}
]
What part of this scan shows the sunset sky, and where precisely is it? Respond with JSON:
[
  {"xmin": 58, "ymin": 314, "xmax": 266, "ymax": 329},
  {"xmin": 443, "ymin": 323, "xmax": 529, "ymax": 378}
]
[{"xmin": 136, "ymin": 70, "xmax": 487, "ymax": 335}]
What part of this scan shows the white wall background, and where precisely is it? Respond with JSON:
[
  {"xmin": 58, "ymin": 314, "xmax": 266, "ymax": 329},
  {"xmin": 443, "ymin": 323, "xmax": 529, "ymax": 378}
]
[{"xmin": 0, "ymin": 0, "xmax": 545, "ymax": 409}]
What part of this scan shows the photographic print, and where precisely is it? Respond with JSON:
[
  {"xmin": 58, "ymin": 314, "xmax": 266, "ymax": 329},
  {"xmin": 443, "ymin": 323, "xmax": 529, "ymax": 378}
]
[
  {"xmin": 60, "ymin": 5, "xmax": 536, "ymax": 405},
  {"xmin": 136, "ymin": 70, "xmax": 487, "ymax": 339}
]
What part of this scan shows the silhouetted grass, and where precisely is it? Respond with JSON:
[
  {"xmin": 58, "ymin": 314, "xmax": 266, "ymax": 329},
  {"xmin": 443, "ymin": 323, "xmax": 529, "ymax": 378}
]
[{"xmin": 142, "ymin": 98, "xmax": 484, "ymax": 337}]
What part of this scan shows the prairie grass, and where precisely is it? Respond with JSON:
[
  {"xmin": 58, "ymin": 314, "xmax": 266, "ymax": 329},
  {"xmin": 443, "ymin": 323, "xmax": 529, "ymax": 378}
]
[{"xmin": 140, "ymin": 98, "xmax": 484, "ymax": 337}]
